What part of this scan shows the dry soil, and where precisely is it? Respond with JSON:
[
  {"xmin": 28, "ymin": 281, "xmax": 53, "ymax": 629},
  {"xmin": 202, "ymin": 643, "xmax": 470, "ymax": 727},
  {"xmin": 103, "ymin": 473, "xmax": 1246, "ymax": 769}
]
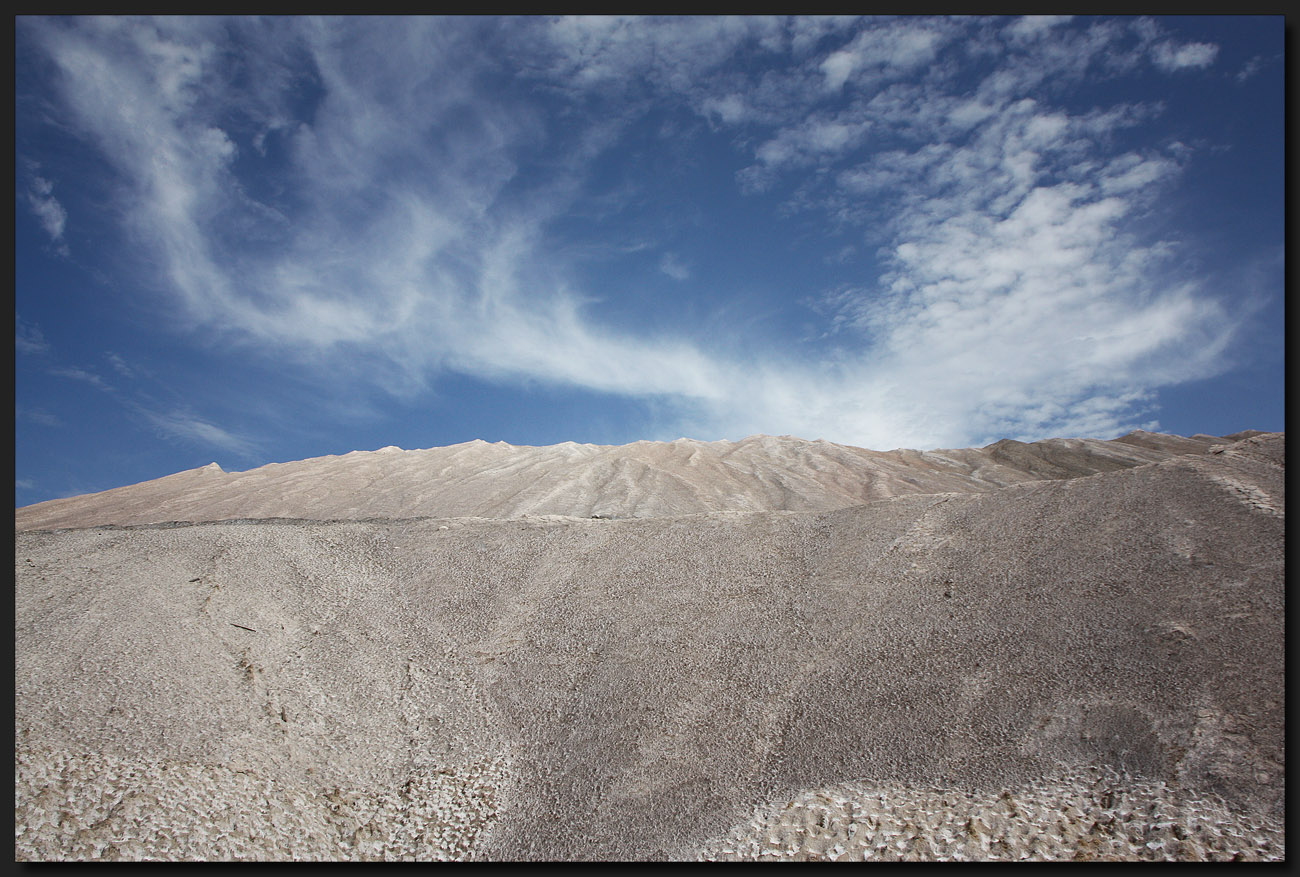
[{"xmin": 14, "ymin": 431, "xmax": 1284, "ymax": 861}]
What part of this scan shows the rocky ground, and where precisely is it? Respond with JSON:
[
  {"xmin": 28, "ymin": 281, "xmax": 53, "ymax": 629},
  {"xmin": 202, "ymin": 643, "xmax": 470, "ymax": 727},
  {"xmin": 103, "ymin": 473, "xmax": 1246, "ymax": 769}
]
[{"xmin": 14, "ymin": 432, "xmax": 1284, "ymax": 860}]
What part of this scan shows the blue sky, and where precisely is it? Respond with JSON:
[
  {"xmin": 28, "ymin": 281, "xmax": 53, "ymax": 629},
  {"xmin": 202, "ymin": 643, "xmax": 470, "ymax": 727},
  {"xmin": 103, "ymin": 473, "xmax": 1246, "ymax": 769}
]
[{"xmin": 15, "ymin": 16, "xmax": 1285, "ymax": 506}]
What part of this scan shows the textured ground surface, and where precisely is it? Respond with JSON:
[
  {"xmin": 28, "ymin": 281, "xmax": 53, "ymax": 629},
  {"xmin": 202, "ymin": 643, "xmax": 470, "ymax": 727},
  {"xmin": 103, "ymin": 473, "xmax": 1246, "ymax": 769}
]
[
  {"xmin": 14, "ymin": 431, "xmax": 1284, "ymax": 861},
  {"xmin": 14, "ymin": 429, "xmax": 1246, "ymax": 531},
  {"xmin": 695, "ymin": 770, "xmax": 1285, "ymax": 861}
]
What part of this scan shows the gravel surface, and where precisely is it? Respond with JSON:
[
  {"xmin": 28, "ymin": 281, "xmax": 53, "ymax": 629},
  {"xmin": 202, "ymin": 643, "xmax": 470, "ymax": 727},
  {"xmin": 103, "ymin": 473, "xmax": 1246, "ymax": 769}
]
[
  {"xmin": 696, "ymin": 769, "xmax": 1284, "ymax": 861},
  {"xmin": 14, "ymin": 432, "xmax": 1284, "ymax": 860}
]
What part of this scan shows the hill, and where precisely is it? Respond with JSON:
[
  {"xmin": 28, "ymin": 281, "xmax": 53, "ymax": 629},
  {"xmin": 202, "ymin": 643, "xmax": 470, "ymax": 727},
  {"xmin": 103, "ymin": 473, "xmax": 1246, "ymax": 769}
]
[
  {"xmin": 14, "ymin": 430, "xmax": 1252, "ymax": 530},
  {"xmin": 14, "ymin": 431, "xmax": 1285, "ymax": 860}
]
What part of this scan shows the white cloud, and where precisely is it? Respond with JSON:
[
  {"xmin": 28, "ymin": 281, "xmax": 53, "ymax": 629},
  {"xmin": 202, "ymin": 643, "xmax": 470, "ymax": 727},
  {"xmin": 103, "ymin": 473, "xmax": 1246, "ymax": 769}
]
[
  {"xmin": 758, "ymin": 36, "xmax": 1236, "ymax": 447},
  {"xmin": 1152, "ymin": 40, "xmax": 1219, "ymax": 71},
  {"xmin": 788, "ymin": 16, "xmax": 860, "ymax": 56},
  {"xmin": 143, "ymin": 409, "xmax": 260, "ymax": 457},
  {"xmin": 754, "ymin": 117, "xmax": 871, "ymax": 170},
  {"xmin": 1234, "ymin": 54, "xmax": 1277, "ymax": 84},
  {"xmin": 18, "ymin": 408, "xmax": 62, "ymax": 427},
  {"xmin": 700, "ymin": 93, "xmax": 749, "ymax": 127},
  {"xmin": 25, "ymin": 18, "xmax": 249, "ymax": 331},
  {"xmin": 1098, "ymin": 152, "xmax": 1178, "ymax": 195},
  {"xmin": 50, "ymin": 366, "xmax": 109, "ymax": 390},
  {"xmin": 16, "ymin": 318, "xmax": 50, "ymax": 356},
  {"xmin": 1236, "ymin": 56, "xmax": 1262, "ymax": 83},
  {"xmin": 105, "ymin": 352, "xmax": 137, "ymax": 378},
  {"xmin": 659, "ymin": 252, "xmax": 691, "ymax": 281},
  {"xmin": 1004, "ymin": 15, "xmax": 1074, "ymax": 42},
  {"xmin": 21, "ymin": 160, "xmax": 70, "ymax": 253},
  {"xmin": 26, "ymin": 175, "xmax": 68, "ymax": 247},
  {"xmin": 18, "ymin": 17, "xmax": 1257, "ymax": 454},
  {"xmin": 541, "ymin": 15, "xmax": 776, "ymax": 93},
  {"xmin": 819, "ymin": 19, "xmax": 950, "ymax": 91}
]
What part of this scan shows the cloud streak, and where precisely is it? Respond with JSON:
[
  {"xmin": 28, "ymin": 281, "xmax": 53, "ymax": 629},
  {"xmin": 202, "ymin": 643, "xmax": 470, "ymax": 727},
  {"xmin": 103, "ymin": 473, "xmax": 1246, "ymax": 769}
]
[
  {"xmin": 25, "ymin": 175, "xmax": 68, "ymax": 249},
  {"xmin": 17, "ymin": 16, "xmax": 1259, "ymax": 452},
  {"xmin": 141, "ymin": 409, "xmax": 262, "ymax": 457},
  {"xmin": 16, "ymin": 318, "xmax": 51, "ymax": 357},
  {"xmin": 1152, "ymin": 40, "xmax": 1219, "ymax": 71}
]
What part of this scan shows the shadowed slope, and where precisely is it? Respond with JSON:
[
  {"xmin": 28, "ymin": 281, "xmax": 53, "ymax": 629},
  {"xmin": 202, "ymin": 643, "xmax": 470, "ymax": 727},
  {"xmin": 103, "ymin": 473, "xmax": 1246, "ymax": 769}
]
[
  {"xmin": 14, "ymin": 433, "xmax": 1284, "ymax": 860},
  {"xmin": 15, "ymin": 431, "xmax": 1234, "ymax": 531}
]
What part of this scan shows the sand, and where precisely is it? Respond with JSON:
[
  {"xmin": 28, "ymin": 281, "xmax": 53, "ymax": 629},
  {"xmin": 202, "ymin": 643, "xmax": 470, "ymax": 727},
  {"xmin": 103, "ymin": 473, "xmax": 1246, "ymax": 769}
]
[{"xmin": 14, "ymin": 431, "xmax": 1285, "ymax": 860}]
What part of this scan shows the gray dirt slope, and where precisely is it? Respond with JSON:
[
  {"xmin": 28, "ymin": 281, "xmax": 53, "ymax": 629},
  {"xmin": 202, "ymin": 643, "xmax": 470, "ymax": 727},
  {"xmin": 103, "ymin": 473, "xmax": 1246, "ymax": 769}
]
[
  {"xmin": 13, "ymin": 430, "xmax": 1242, "ymax": 531},
  {"xmin": 13, "ymin": 432, "xmax": 1285, "ymax": 860}
]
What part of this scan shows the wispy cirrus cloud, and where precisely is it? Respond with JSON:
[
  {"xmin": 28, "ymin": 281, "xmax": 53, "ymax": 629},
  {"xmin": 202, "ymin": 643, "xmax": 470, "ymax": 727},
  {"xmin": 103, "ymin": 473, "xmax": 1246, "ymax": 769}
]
[
  {"xmin": 16, "ymin": 15, "xmax": 1264, "ymax": 454},
  {"xmin": 24, "ymin": 174, "xmax": 69, "ymax": 253},
  {"xmin": 1234, "ymin": 54, "xmax": 1277, "ymax": 84},
  {"xmin": 49, "ymin": 366, "xmax": 110, "ymax": 390},
  {"xmin": 658, "ymin": 252, "xmax": 691, "ymax": 281},
  {"xmin": 18, "ymin": 306, "xmax": 257, "ymax": 463},
  {"xmin": 105, "ymin": 352, "xmax": 139, "ymax": 378},
  {"xmin": 16, "ymin": 318, "xmax": 51, "ymax": 356},
  {"xmin": 141, "ymin": 408, "xmax": 262, "ymax": 457},
  {"xmin": 17, "ymin": 408, "xmax": 62, "ymax": 427}
]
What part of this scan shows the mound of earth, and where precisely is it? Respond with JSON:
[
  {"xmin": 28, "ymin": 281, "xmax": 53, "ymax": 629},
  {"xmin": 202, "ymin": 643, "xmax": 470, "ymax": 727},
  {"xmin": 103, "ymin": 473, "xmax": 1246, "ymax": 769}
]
[
  {"xmin": 14, "ymin": 431, "xmax": 1284, "ymax": 861},
  {"xmin": 15, "ymin": 430, "xmax": 1240, "ymax": 531}
]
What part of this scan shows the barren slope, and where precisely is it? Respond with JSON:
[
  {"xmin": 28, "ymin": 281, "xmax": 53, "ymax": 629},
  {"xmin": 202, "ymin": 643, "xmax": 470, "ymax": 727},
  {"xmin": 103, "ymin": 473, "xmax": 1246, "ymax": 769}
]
[
  {"xmin": 13, "ymin": 430, "xmax": 1245, "ymax": 531},
  {"xmin": 14, "ymin": 432, "xmax": 1285, "ymax": 861}
]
